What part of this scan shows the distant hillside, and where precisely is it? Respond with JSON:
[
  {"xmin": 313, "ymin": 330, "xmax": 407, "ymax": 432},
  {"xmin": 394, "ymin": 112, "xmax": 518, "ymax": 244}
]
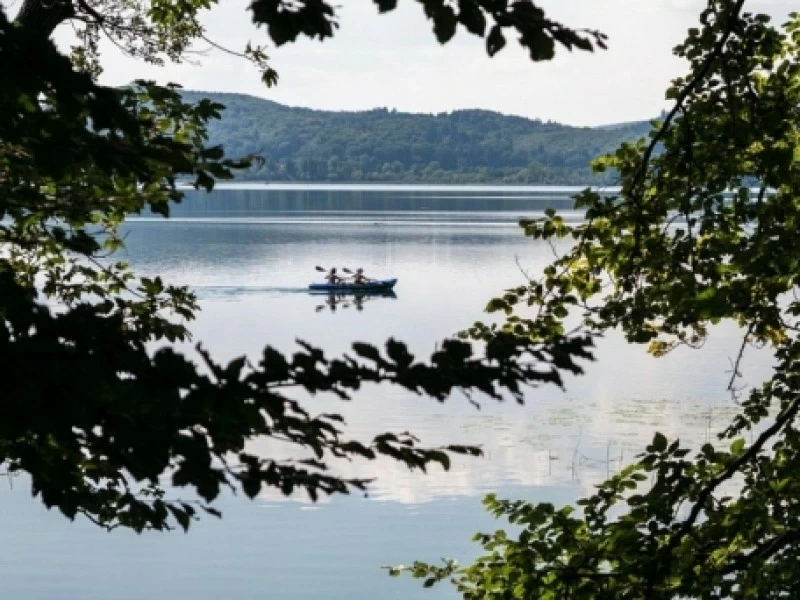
[{"xmin": 182, "ymin": 91, "xmax": 652, "ymax": 184}]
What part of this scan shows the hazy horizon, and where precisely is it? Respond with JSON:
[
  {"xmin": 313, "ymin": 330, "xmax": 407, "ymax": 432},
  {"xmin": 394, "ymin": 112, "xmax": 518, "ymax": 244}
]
[{"xmin": 180, "ymin": 87, "xmax": 658, "ymax": 129}]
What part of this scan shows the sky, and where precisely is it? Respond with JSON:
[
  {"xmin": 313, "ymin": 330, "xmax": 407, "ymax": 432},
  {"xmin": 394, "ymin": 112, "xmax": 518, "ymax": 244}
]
[{"xmin": 7, "ymin": 0, "xmax": 798, "ymax": 126}]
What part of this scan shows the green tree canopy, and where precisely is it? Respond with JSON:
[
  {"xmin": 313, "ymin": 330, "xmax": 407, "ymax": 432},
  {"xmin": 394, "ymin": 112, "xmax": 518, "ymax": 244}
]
[
  {"xmin": 396, "ymin": 1, "xmax": 800, "ymax": 597},
  {"xmin": 0, "ymin": 0, "xmax": 598, "ymax": 531},
  {"xmin": 174, "ymin": 90, "xmax": 650, "ymax": 185}
]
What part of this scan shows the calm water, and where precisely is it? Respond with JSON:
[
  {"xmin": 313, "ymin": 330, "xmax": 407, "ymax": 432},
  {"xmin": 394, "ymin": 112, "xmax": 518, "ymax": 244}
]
[{"xmin": 0, "ymin": 185, "xmax": 774, "ymax": 599}]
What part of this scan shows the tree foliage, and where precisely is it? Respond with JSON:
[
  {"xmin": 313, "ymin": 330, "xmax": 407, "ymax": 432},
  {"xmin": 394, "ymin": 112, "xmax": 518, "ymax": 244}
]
[
  {"xmin": 395, "ymin": 1, "xmax": 800, "ymax": 597},
  {"xmin": 0, "ymin": 0, "xmax": 599, "ymax": 531},
  {"xmin": 10, "ymin": 0, "xmax": 605, "ymax": 81}
]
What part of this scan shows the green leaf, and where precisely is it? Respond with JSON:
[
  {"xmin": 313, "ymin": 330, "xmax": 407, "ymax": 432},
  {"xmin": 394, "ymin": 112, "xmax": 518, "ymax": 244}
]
[
  {"xmin": 486, "ymin": 25, "xmax": 506, "ymax": 56},
  {"xmin": 651, "ymin": 432, "xmax": 668, "ymax": 453},
  {"xmin": 458, "ymin": 0, "xmax": 486, "ymax": 36},
  {"xmin": 373, "ymin": 0, "xmax": 398, "ymax": 12}
]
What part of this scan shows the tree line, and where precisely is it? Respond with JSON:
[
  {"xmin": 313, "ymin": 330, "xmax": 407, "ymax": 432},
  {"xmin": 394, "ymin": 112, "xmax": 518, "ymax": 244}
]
[{"xmin": 181, "ymin": 90, "xmax": 651, "ymax": 184}]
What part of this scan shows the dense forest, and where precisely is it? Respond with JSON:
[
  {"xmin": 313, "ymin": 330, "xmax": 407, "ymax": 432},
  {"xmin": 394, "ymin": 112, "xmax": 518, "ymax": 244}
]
[{"xmin": 182, "ymin": 91, "xmax": 652, "ymax": 184}]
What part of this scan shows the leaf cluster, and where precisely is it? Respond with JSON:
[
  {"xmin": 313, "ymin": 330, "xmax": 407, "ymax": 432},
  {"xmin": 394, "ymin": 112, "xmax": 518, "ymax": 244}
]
[
  {"xmin": 400, "ymin": 2, "xmax": 800, "ymax": 597},
  {"xmin": 0, "ymin": 1, "xmax": 602, "ymax": 530},
  {"xmin": 249, "ymin": 0, "xmax": 606, "ymax": 60},
  {"xmin": 19, "ymin": 0, "xmax": 605, "ymax": 89}
]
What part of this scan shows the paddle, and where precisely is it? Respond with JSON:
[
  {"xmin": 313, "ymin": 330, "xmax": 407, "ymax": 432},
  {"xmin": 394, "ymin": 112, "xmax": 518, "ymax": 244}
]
[
  {"xmin": 316, "ymin": 265, "xmax": 344, "ymax": 278},
  {"xmin": 315, "ymin": 265, "xmax": 376, "ymax": 284},
  {"xmin": 317, "ymin": 265, "xmax": 352, "ymax": 276},
  {"xmin": 342, "ymin": 267, "xmax": 374, "ymax": 283},
  {"xmin": 314, "ymin": 265, "xmax": 347, "ymax": 285}
]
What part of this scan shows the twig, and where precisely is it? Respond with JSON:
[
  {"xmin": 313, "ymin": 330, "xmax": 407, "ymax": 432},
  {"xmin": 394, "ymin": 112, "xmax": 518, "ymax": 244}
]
[
  {"xmin": 628, "ymin": 0, "xmax": 746, "ymax": 261},
  {"xmin": 726, "ymin": 323, "xmax": 753, "ymax": 392},
  {"xmin": 723, "ymin": 529, "xmax": 800, "ymax": 575},
  {"xmin": 514, "ymin": 254, "xmax": 533, "ymax": 283},
  {"xmin": 668, "ymin": 395, "xmax": 800, "ymax": 555}
]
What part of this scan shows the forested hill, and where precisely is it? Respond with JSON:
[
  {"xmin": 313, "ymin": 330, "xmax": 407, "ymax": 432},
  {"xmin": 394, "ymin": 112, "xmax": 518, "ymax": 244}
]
[{"xmin": 182, "ymin": 91, "xmax": 652, "ymax": 184}]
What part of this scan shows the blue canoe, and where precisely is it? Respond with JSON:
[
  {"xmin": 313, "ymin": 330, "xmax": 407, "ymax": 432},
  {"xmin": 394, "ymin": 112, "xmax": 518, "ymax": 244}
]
[{"xmin": 308, "ymin": 278, "xmax": 398, "ymax": 293}]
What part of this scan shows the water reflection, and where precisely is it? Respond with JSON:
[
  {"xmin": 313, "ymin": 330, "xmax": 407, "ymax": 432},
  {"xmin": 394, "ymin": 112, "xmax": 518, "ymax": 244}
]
[
  {"xmin": 118, "ymin": 188, "xmax": 774, "ymax": 510},
  {"xmin": 313, "ymin": 291, "xmax": 398, "ymax": 313},
  {"xmin": 168, "ymin": 185, "xmax": 583, "ymax": 221},
  {"xmin": 245, "ymin": 381, "xmax": 749, "ymax": 507}
]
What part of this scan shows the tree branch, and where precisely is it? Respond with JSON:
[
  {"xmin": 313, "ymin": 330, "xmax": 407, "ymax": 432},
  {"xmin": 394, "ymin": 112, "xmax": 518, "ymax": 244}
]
[
  {"xmin": 723, "ymin": 529, "xmax": 800, "ymax": 575},
  {"xmin": 14, "ymin": 0, "xmax": 75, "ymax": 37},
  {"xmin": 668, "ymin": 394, "xmax": 800, "ymax": 556},
  {"xmin": 627, "ymin": 0, "xmax": 746, "ymax": 260}
]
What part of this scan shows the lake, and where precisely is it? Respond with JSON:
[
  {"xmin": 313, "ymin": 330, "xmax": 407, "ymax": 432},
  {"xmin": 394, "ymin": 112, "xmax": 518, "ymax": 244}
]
[{"xmin": 0, "ymin": 185, "xmax": 774, "ymax": 599}]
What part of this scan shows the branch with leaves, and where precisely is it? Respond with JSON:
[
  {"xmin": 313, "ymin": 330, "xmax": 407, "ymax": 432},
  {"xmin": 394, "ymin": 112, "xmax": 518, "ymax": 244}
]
[
  {"xmin": 398, "ymin": 2, "xmax": 800, "ymax": 597},
  {"xmin": 0, "ymin": 0, "xmax": 606, "ymax": 532}
]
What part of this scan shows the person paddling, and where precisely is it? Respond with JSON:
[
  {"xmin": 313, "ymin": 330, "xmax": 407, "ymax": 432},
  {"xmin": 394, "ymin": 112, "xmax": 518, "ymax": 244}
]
[
  {"xmin": 350, "ymin": 268, "xmax": 371, "ymax": 284},
  {"xmin": 325, "ymin": 267, "xmax": 343, "ymax": 284}
]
